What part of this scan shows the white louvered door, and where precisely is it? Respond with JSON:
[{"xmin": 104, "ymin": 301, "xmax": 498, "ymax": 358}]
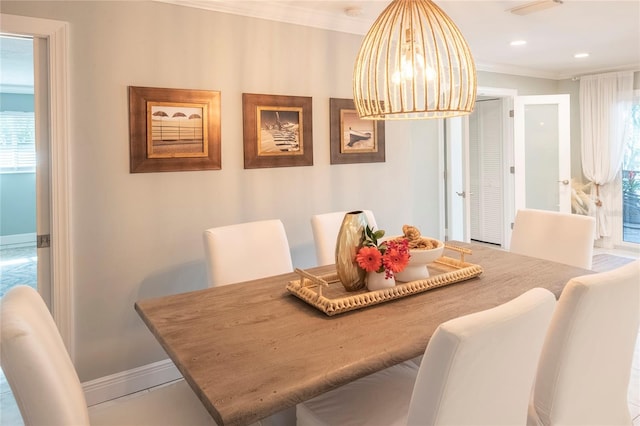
[{"xmin": 469, "ymin": 99, "xmax": 503, "ymax": 245}]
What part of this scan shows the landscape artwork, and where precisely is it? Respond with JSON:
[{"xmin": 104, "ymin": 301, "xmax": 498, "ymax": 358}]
[
  {"xmin": 329, "ymin": 98, "xmax": 385, "ymax": 165},
  {"xmin": 148, "ymin": 103, "xmax": 207, "ymax": 158},
  {"xmin": 257, "ymin": 107, "xmax": 303, "ymax": 155},
  {"xmin": 129, "ymin": 86, "xmax": 221, "ymax": 173},
  {"xmin": 242, "ymin": 93, "xmax": 313, "ymax": 169},
  {"xmin": 340, "ymin": 109, "xmax": 376, "ymax": 153}
]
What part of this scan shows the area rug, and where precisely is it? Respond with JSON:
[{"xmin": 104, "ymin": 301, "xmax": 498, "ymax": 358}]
[{"xmin": 591, "ymin": 254, "xmax": 637, "ymax": 273}]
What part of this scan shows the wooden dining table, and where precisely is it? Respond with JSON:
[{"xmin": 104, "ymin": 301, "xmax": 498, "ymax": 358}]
[{"xmin": 134, "ymin": 242, "xmax": 592, "ymax": 426}]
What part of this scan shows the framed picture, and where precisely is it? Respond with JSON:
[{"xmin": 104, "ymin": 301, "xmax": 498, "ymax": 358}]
[
  {"xmin": 242, "ymin": 93, "xmax": 313, "ymax": 169},
  {"xmin": 129, "ymin": 86, "xmax": 221, "ymax": 173},
  {"xmin": 330, "ymin": 98, "xmax": 385, "ymax": 164}
]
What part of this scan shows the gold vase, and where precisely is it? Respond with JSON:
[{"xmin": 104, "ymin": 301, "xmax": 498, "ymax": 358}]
[{"xmin": 335, "ymin": 211, "xmax": 368, "ymax": 291}]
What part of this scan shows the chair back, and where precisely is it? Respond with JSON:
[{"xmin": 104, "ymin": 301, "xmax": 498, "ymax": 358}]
[
  {"xmin": 407, "ymin": 287, "xmax": 556, "ymax": 426},
  {"xmin": 0, "ymin": 285, "xmax": 90, "ymax": 426},
  {"xmin": 311, "ymin": 210, "xmax": 377, "ymax": 266},
  {"xmin": 528, "ymin": 259, "xmax": 640, "ymax": 426},
  {"xmin": 510, "ymin": 208, "xmax": 595, "ymax": 269},
  {"xmin": 203, "ymin": 219, "xmax": 293, "ymax": 287}
]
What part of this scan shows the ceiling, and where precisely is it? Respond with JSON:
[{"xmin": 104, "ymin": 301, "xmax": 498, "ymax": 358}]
[
  {"xmin": 158, "ymin": 0, "xmax": 640, "ymax": 80},
  {"xmin": 2, "ymin": 0, "xmax": 639, "ymax": 94}
]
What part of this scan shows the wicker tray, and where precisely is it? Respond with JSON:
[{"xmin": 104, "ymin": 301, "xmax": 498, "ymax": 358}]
[{"xmin": 287, "ymin": 245, "xmax": 483, "ymax": 316}]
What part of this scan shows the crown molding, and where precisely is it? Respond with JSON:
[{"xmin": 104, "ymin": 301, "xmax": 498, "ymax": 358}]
[
  {"xmin": 565, "ymin": 63, "xmax": 640, "ymax": 80},
  {"xmin": 154, "ymin": 0, "xmax": 372, "ymax": 35},
  {"xmin": 474, "ymin": 62, "xmax": 561, "ymax": 81}
]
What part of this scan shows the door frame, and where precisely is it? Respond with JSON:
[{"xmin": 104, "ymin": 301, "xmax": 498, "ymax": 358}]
[
  {"xmin": 444, "ymin": 115, "xmax": 470, "ymax": 242},
  {"xmin": 445, "ymin": 86, "xmax": 516, "ymax": 247},
  {"xmin": 615, "ymin": 89, "xmax": 640, "ymax": 249},
  {"xmin": 1, "ymin": 14, "xmax": 74, "ymax": 359}
]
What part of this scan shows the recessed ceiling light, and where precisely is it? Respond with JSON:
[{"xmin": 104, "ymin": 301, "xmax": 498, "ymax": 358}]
[
  {"xmin": 344, "ymin": 7, "xmax": 362, "ymax": 17},
  {"xmin": 508, "ymin": 0, "xmax": 563, "ymax": 16},
  {"xmin": 574, "ymin": 53, "xmax": 589, "ymax": 59},
  {"xmin": 510, "ymin": 40, "xmax": 527, "ymax": 46}
]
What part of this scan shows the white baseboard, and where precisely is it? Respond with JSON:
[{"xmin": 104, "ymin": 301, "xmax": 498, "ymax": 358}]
[
  {"xmin": 82, "ymin": 359, "xmax": 182, "ymax": 406},
  {"xmin": 0, "ymin": 232, "xmax": 36, "ymax": 248}
]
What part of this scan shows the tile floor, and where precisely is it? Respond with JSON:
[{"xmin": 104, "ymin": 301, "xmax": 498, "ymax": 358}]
[
  {"xmin": 0, "ymin": 244, "xmax": 37, "ymax": 426},
  {"xmin": 0, "ymin": 245, "xmax": 638, "ymax": 425},
  {"xmin": 0, "ymin": 245, "xmax": 37, "ymax": 298}
]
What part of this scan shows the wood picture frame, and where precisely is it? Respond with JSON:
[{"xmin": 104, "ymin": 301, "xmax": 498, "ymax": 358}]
[
  {"xmin": 330, "ymin": 98, "xmax": 385, "ymax": 164},
  {"xmin": 242, "ymin": 93, "xmax": 313, "ymax": 169},
  {"xmin": 129, "ymin": 86, "xmax": 221, "ymax": 173}
]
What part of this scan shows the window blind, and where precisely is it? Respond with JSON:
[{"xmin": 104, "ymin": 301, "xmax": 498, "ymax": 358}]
[{"xmin": 0, "ymin": 111, "xmax": 35, "ymax": 173}]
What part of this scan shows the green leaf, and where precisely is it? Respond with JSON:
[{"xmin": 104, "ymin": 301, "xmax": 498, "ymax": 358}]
[
  {"xmin": 364, "ymin": 225, "xmax": 375, "ymax": 239},
  {"xmin": 373, "ymin": 230, "xmax": 385, "ymax": 239}
]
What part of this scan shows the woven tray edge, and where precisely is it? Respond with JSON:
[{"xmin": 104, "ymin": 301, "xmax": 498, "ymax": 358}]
[{"xmin": 287, "ymin": 257, "xmax": 483, "ymax": 316}]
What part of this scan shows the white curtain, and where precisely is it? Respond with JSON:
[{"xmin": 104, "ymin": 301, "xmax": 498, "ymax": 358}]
[{"xmin": 580, "ymin": 71, "xmax": 634, "ymax": 240}]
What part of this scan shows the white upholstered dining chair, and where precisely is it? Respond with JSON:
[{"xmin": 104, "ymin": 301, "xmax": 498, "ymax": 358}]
[
  {"xmin": 510, "ymin": 208, "xmax": 596, "ymax": 269},
  {"xmin": 202, "ymin": 219, "xmax": 296, "ymax": 425},
  {"xmin": 203, "ymin": 219, "xmax": 293, "ymax": 287},
  {"xmin": 296, "ymin": 287, "xmax": 557, "ymax": 426},
  {"xmin": 310, "ymin": 210, "xmax": 377, "ymax": 266},
  {"xmin": 0, "ymin": 285, "xmax": 217, "ymax": 426},
  {"xmin": 528, "ymin": 259, "xmax": 640, "ymax": 426}
]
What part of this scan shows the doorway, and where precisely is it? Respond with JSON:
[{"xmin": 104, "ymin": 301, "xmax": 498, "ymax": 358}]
[
  {"xmin": 446, "ymin": 89, "xmax": 571, "ymax": 248},
  {"xmin": 0, "ymin": 19, "xmax": 73, "ymax": 425},
  {"xmin": 469, "ymin": 98, "xmax": 504, "ymax": 246},
  {"xmin": 0, "ymin": 35, "xmax": 39, "ymax": 301},
  {"xmin": 446, "ymin": 87, "xmax": 516, "ymax": 247},
  {"xmin": 0, "ymin": 33, "xmax": 43, "ymax": 426},
  {"xmin": 0, "ymin": 13, "xmax": 73, "ymax": 353},
  {"xmin": 0, "ymin": 13, "xmax": 73, "ymax": 421}
]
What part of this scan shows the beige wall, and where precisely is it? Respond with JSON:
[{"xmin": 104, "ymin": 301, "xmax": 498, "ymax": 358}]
[
  {"xmin": 557, "ymin": 78, "xmax": 583, "ymax": 180},
  {"xmin": 1, "ymin": 0, "xmax": 572, "ymax": 382}
]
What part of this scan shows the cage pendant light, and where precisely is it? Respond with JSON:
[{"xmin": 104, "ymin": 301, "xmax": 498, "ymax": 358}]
[{"xmin": 353, "ymin": 0, "xmax": 477, "ymax": 120}]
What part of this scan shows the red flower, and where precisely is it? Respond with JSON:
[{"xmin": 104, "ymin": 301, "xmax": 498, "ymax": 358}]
[
  {"xmin": 356, "ymin": 246, "xmax": 383, "ymax": 272},
  {"xmin": 358, "ymin": 226, "xmax": 411, "ymax": 278},
  {"xmin": 382, "ymin": 240, "xmax": 410, "ymax": 278}
]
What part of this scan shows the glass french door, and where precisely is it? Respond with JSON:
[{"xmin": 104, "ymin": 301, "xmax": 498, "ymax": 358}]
[
  {"xmin": 514, "ymin": 95, "xmax": 571, "ymax": 213},
  {"xmin": 621, "ymin": 94, "xmax": 640, "ymax": 245}
]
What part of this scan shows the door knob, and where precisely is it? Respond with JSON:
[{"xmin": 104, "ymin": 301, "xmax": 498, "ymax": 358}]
[
  {"xmin": 456, "ymin": 191, "xmax": 466, "ymax": 198},
  {"xmin": 558, "ymin": 179, "xmax": 569, "ymax": 185}
]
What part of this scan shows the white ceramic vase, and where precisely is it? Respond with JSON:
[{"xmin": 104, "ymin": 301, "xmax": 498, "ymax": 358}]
[
  {"xmin": 394, "ymin": 240, "xmax": 445, "ymax": 282},
  {"xmin": 366, "ymin": 271, "xmax": 396, "ymax": 291}
]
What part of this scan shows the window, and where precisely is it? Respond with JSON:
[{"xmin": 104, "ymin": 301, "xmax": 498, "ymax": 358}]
[
  {"xmin": 622, "ymin": 91, "xmax": 640, "ymax": 244},
  {"xmin": 0, "ymin": 111, "xmax": 35, "ymax": 173}
]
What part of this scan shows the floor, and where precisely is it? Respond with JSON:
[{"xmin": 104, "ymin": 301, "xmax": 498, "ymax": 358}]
[
  {"xmin": 601, "ymin": 250, "xmax": 640, "ymax": 426},
  {"xmin": 0, "ymin": 245, "xmax": 639, "ymax": 425},
  {"xmin": 0, "ymin": 245, "xmax": 37, "ymax": 426},
  {"xmin": 0, "ymin": 246, "xmax": 37, "ymax": 298},
  {"xmin": 0, "ymin": 244, "xmax": 37, "ymax": 426}
]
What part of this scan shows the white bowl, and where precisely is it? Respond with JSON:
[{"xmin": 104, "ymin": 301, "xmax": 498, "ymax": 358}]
[{"xmin": 392, "ymin": 238, "xmax": 444, "ymax": 282}]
